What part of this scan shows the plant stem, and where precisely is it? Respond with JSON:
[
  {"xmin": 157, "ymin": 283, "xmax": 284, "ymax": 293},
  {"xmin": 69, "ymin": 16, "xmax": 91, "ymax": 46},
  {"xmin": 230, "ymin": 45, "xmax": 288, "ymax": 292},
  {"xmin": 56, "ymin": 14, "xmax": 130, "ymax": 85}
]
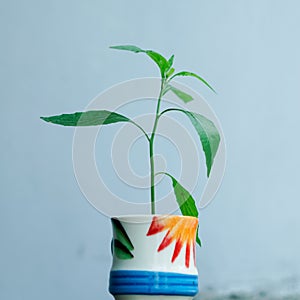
[
  {"xmin": 149, "ymin": 140, "xmax": 155, "ymax": 214},
  {"xmin": 149, "ymin": 78, "xmax": 165, "ymax": 214}
]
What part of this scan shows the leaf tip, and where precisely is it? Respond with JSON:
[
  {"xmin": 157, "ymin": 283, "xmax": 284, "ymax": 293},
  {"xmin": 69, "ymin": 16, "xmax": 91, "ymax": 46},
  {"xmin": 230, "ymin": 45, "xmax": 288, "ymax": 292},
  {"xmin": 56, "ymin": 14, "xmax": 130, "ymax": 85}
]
[
  {"xmin": 206, "ymin": 169, "xmax": 210, "ymax": 178},
  {"xmin": 109, "ymin": 45, "xmax": 122, "ymax": 50},
  {"xmin": 40, "ymin": 116, "xmax": 49, "ymax": 122},
  {"xmin": 197, "ymin": 238, "xmax": 202, "ymax": 247}
]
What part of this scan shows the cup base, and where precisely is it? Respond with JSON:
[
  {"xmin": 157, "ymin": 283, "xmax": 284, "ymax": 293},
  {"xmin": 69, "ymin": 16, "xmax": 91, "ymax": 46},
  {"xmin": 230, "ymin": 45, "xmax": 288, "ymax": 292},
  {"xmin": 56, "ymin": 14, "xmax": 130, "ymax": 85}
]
[{"xmin": 114, "ymin": 296, "xmax": 194, "ymax": 300}]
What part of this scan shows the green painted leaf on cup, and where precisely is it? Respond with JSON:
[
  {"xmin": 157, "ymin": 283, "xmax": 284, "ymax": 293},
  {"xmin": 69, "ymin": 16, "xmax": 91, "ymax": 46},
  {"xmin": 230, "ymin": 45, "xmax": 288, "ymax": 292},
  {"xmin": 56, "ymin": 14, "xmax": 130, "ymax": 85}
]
[
  {"xmin": 111, "ymin": 218, "xmax": 134, "ymax": 251},
  {"xmin": 113, "ymin": 239, "xmax": 134, "ymax": 260}
]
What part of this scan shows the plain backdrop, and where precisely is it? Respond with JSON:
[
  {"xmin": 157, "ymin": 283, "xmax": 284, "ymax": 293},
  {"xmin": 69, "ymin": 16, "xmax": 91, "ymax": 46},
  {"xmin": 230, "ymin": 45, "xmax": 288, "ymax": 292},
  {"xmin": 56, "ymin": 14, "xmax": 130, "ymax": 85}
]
[{"xmin": 1, "ymin": 0, "xmax": 300, "ymax": 299}]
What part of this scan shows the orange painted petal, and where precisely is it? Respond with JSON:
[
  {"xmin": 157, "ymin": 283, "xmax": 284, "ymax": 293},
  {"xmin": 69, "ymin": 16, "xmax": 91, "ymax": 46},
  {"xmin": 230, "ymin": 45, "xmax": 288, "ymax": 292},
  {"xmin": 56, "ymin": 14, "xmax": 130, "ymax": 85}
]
[
  {"xmin": 146, "ymin": 216, "xmax": 165, "ymax": 236},
  {"xmin": 171, "ymin": 239, "xmax": 183, "ymax": 263},
  {"xmin": 185, "ymin": 242, "xmax": 190, "ymax": 268},
  {"xmin": 158, "ymin": 230, "xmax": 173, "ymax": 251}
]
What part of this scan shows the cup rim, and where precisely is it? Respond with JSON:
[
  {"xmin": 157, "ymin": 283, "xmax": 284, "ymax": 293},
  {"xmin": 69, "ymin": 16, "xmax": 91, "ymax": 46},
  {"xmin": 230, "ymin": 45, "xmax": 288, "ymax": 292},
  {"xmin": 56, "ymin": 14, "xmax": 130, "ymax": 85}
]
[{"xmin": 111, "ymin": 214, "xmax": 198, "ymax": 224}]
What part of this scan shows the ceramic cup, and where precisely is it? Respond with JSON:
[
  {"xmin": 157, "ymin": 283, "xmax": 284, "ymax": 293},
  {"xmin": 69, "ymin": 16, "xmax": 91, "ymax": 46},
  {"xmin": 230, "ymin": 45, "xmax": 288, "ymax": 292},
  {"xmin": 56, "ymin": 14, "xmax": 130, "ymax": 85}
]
[{"xmin": 109, "ymin": 215, "xmax": 199, "ymax": 300}]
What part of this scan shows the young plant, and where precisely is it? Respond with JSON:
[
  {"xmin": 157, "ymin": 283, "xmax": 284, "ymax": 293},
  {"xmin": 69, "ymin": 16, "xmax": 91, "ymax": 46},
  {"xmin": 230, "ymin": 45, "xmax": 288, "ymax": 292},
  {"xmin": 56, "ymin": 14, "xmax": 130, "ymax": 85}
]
[{"xmin": 41, "ymin": 45, "xmax": 220, "ymax": 246}]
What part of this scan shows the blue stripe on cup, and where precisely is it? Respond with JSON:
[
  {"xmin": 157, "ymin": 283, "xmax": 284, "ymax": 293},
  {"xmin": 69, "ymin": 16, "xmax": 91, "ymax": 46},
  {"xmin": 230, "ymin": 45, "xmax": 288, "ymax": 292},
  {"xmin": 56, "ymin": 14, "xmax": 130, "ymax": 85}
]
[{"xmin": 109, "ymin": 270, "xmax": 199, "ymax": 296}]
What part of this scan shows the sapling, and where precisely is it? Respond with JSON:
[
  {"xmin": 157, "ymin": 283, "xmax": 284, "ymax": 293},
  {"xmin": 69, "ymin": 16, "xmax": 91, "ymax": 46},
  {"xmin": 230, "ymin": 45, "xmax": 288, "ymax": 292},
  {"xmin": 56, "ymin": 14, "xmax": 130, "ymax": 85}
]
[{"xmin": 41, "ymin": 45, "xmax": 220, "ymax": 246}]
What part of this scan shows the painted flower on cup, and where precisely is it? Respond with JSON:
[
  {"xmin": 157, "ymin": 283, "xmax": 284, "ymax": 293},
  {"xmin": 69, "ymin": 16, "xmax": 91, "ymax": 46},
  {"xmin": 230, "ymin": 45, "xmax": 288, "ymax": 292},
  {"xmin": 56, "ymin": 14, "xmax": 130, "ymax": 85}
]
[{"xmin": 146, "ymin": 215, "xmax": 198, "ymax": 268}]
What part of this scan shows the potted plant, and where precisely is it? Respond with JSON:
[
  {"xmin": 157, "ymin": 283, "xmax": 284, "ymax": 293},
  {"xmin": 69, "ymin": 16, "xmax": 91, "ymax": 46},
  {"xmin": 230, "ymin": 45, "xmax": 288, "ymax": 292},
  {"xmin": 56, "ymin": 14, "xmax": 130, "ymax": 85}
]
[{"xmin": 41, "ymin": 45, "xmax": 221, "ymax": 300}]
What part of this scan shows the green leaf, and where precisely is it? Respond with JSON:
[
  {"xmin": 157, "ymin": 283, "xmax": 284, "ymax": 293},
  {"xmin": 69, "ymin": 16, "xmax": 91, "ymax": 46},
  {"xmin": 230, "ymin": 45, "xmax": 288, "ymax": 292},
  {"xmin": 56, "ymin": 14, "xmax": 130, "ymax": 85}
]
[
  {"xmin": 113, "ymin": 239, "xmax": 134, "ymax": 259},
  {"xmin": 111, "ymin": 218, "xmax": 134, "ymax": 251},
  {"xmin": 144, "ymin": 50, "xmax": 169, "ymax": 77},
  {"xmin": 196, "ymin": 228, "xmax": 202, "ymax": 247},
  {"xmin": 158, "ymin": 172, "xmax": 201, "ymax": 247},
  {"xmin": 109, "ymin": 45, "xmax": 144, "ymax": 53},
  {"xmin": 167, "ymin": 173, "xmax": 199, "ymax": 217},
  {"xmin": 170, "ymin": 71, "xmax": 216, "ymax": 93},
  {"xmin": 110, "ymin": 44, "xmax": 169, "ymax": 78},
  {"xmin": 167, "ymin": 55, "xmax": 174, "ymax": 69},
  {"xmin": 166, "ymin": 67, "xmax": 175, "ymax": 78},
  {"xmin": 160, "ymin": 109, "xmax": 220, "ymax": 177},
  {"xmin": 40, "ymin": 110, "xmax": 130, "ymax": 127},
  {"xmin": 168, "ymin": 85, "xmax": 193, "ymax": 103},
  {"xmin": 183, "ymin": 111, "xmax": 220, "ymax": 177}
]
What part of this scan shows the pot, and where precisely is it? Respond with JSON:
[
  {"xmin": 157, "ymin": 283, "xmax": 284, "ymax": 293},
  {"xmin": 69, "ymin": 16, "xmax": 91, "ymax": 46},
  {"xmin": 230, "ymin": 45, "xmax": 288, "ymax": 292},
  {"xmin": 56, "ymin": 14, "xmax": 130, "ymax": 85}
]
[{"xmin": 109, "ymin": 215, "xmax": 199, "ymax": 300}]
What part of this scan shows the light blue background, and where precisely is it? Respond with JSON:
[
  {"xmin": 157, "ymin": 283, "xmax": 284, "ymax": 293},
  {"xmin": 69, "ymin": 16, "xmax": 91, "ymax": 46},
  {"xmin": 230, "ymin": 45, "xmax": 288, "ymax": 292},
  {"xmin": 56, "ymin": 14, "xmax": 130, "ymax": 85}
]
[{"xmin": 1, "ymin": 0, "xmax": 300, "ymax": 299}]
